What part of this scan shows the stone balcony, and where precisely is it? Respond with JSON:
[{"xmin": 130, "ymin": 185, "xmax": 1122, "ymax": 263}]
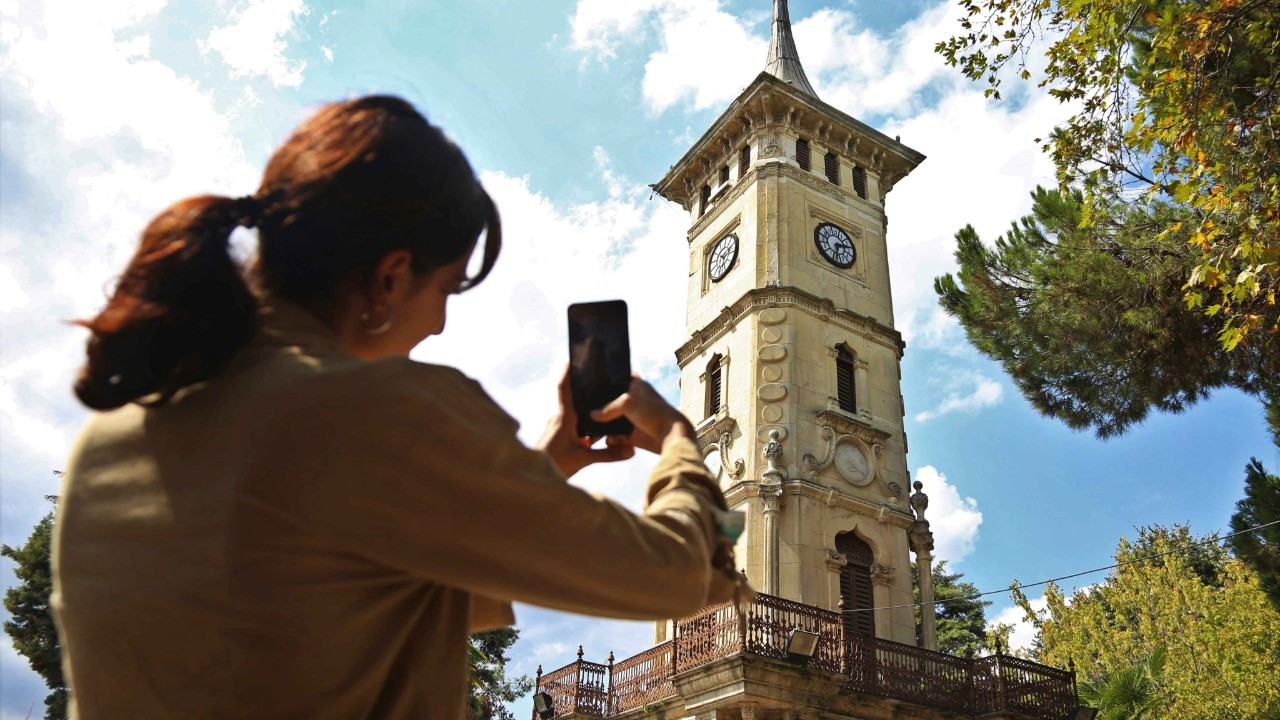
[{"xmin": 533, "ymin": 593, "xmax": 1079, "ymax": 720}]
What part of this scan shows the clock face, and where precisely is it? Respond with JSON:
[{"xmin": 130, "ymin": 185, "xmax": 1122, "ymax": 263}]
[
  {"xmin": 834, "ymin": 442, "xmax": 871, "ymax": 485},
  {"xmin": 709, "ymin": 234, "xmax": 738, "ymax": 282},
  {"xmin": 814, "ymin": 223, "xmax": 856, "ymax": 268}
]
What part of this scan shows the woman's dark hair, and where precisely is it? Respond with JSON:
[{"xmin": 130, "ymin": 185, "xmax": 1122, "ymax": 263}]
[{"xmin": 74, "ymin": 95, "xmax": 501, "ymax": 410}]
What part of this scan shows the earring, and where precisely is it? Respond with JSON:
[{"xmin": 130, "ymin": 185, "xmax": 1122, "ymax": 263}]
[{"xmin": 360, "ymin": 307, "xmax": 393, "ymax": 335}]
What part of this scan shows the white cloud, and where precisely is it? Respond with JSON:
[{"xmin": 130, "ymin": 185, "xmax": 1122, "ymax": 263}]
[
  {"xmin": 989, "ymin": 595, "xmax": 1046, "ymax": 654},
  {"xmin": 200, "ymin": 0, "xmax": 309, "ymax": 88},
  {"xmin": 912, "ymin": 465, "xmax": 982, "ymax": 563},
  {"xmin": 914, "ymin": 367, "xmax": 1004, "ymax": 423},
  {"xmin": 569, "ymin": 0, "xmax": 664, "ymax": 59},
  {"xmin": 567, "ymin": 0, "xmax": 1071, "ymax": 352},
  {"xmin": 0, "ymin": 0, "xmax": 257, "ymax": 555}
]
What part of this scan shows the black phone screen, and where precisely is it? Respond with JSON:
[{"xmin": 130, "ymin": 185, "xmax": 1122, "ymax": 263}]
[{"xmin": 568, "ymin": 300, "xmax": 634, "ymax": 437}]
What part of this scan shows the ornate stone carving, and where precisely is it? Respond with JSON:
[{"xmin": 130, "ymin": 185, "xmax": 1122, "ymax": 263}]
[
  {"xmin": 758, "ymin": 482, "xmax": 784, "ymax": 514},
  {"xmin": 801, "ymin": 426, "xmax": 836, "ymax": 480},
  {"xmin": 761, "ymin": 143, "xmax": 782, "ymax": 158},
  {"xmin": 886, "ymin": 480, "xmax": 903, "ymax": 498},
  {"xmin": 824, "ymin": 549, "xmax": 848, "ymax": 572},
  {"xmin": 910, "ymin": 525, "xmax": 935, "ymax": 555},
  {"xmin": 909, "ymin": 479, "xmax": 929, "ymax": 521},
  {"xmin": 815, "ymin": 409, "xmax": 892, "ymax": 446},
  {"xmin": 870, "ymin": 563, "xmax": 896, "ymax": 586},
  {"xmin": 762, "ymin": 429, "xmax": 785, "ymax": 482}
]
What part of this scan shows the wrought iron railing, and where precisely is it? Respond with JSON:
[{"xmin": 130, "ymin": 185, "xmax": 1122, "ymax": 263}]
[
  {"xmin": 532, "ymin": 593, "xmax": 1076, "ymax": 720},
  {"xmin": 609, "ymin": 641, "xmax": 674, "ymax": 714}
]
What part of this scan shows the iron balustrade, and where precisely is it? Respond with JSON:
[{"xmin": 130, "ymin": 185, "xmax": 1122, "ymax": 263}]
[
  {"xmin": 609, "ymin": 641, "xmax": 675, "ymax": 714},
  {"xmin": 532, "ymin": 592, "xmax": 1076, "ymax": 720}
]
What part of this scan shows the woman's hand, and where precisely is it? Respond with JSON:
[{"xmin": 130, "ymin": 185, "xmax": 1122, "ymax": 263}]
[
  {"xmin": 591, "ymin": 376, "xmax": 698, "ymax": 456},
  {"xmin": 536, "ymin": 367, "xmax": 635, "ymax": 479}
]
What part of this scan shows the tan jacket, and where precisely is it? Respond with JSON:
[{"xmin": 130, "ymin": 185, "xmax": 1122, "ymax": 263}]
[{"xmin": 53, "ymin": 301, "xmax": 743, "ymax": 719}]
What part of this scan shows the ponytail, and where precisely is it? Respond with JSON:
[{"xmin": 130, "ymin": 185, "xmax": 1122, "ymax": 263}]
[{"xmin": 74, "ymin": 195, "xmax": 258, "ymax": 410}]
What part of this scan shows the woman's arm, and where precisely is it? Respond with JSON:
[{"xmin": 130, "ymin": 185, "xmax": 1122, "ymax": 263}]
[{"xmin": 283, "ymin": 364, "xmax": 744, "ymax": 621}]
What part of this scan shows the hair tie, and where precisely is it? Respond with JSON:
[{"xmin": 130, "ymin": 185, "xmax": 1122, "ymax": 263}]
[{"xmin": 232, "ymin": 195, "xmax": 264, "ymax": 228}]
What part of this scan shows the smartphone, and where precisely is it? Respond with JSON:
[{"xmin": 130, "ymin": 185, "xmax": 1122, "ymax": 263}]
[{"xmin": 568, "ymin": 300, "xmax": 634, "ymax": 437}]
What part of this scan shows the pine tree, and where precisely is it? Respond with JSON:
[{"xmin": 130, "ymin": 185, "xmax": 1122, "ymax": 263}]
[
  {"xmin": 912, "ymin": 559, "xmax": 989, "ymax": 657},
  {"xmin": 1228, "ymin": 459, "xmax": 1280, "ymax": 611},
  {"xmin": 468, "ymin": 627, "xmax": 533, "ymax": 720},
  {"xmin": 2, "ymin": 496, "xmax": 66, "ymax": 720}
]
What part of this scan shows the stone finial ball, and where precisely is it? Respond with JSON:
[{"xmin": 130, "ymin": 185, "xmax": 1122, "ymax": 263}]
[
  {"xmin": 769, "ymin": 429, "xmax": 780, "ymax": 440},
  {"xmin": 913, "ymin": 480, "xmax": 923, "ymax": 491}
]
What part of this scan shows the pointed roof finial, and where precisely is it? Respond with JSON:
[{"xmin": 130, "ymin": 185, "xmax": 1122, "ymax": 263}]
[{"xmin": 764, "ymin": 0, "xmax": 818, "ymax": 97}]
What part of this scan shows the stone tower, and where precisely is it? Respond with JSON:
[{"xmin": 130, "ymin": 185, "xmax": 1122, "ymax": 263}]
[{"xmin": 651, "ymin": 0, "xmax": 926, "ymax": 646}]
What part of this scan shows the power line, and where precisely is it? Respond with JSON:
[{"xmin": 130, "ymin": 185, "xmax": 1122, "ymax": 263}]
[{"xmin": 843, "ymin": 518, "xmax": 1280, "ymax": 614}]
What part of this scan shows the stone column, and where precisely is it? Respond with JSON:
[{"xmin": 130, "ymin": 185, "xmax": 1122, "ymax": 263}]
[
  {"xmin": 909, "ymin": 480, "xmax": 938, "ymax": 651},
  {"xmin": 759, "ymin": 430, "xmax": 786, "ymax": 595}
]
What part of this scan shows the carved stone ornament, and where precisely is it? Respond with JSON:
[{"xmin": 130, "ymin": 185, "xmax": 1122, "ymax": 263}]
[
  {"xmin": 697, "ymin": 415, "xmax": 742, "ymax": 484},
  {"xmin": 804, "ymin": 425, "xmax": 884, "ymax": 489},
  {"xmin": 909, "ymin": 523, "xmax": 935, "ymax": 554},
  {"xmin": 824, "ymin": 549, "xmax": 848, "ymax": 572},
  {"xmin": 886, "ymin": 480, "xmax": 903, "ymax": 498},
  {"xmin": 758, "ymin": 482, "xmax": 784, "ymax": 514},
  {"xmin": 909, "ymin": 479, "xmax": 929, "ymax": 521},
  {"xmin": 761, "ymin": 143, "xmax": 783, "ymax": 158},
  {"xmin": 762, "ymin": 429, "xmax": 786, "ymax": 482},
  {"xmin": 869, "ymin": 563, "xmax": 896, "ymax": 586}
]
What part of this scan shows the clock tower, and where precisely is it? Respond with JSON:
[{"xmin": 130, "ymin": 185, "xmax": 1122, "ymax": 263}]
[{"xmin": 652, "ymin": 0, "xmax": 927, "ymax": 646}]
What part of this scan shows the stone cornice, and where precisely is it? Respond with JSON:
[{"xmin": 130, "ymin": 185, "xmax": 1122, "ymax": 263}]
[
  {"xmin": 723, "ymin": 478, "xmax": 914, "ymax": 529},
  {"xmin": 653, "ymin": 73, "xmax": 926, "ymax": 208},
  {"xmin": 675, "ymin": 286, "xmax": 905, "ymax": 367},
  {"xmin": 814, "ymin": 409, "xmax": 893, "ymax": 446}
]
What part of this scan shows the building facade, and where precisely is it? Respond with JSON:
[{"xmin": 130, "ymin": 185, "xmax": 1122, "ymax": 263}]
[{"xmin": 532, "ymin": 3, "xmax": 1082, "ymax": 719}]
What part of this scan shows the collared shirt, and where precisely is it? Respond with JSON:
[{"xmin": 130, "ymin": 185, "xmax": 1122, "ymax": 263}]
[{"xmin": 52, "ymin": 301, "xmax": 743, "ymax": 719}]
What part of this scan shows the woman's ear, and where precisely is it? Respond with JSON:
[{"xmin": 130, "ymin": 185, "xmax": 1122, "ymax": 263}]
[{"xmin": 368, "ymin": 249, "xmax": 417, "ymax": 306}]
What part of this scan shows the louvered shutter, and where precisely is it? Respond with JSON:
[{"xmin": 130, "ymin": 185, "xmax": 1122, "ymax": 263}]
[
  {"xmin": 852, "ymin": 166, "xmax": 867, "ymax": 199},
  {"xmin": 836, "ymin": 347, "xmax": 856, "ymax": 413}
]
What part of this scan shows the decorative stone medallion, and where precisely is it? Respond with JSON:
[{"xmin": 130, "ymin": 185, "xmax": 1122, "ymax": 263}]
[{"xmin": 834, "ymin": 441, "xmax": 871, "ymax": 485}]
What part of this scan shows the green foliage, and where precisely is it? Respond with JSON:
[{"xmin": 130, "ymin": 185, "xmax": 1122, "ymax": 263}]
[
  {"xmin": 1, "ymin": 496, "xmax": 67, "ymax": 720},
  {"xmin": 468, "ymin": 627, "xmax": 533, "ymax": 720},
  {"xmin": 935, "ymin": 186, "xmax": 1276, "ymax": 438},
  {"xmin": 1078, "ymin": 646, "xmax": 1168, "ymax": 720},
  {"xmin": 911, "ymin": 560, "xmax": 990, "ymax": 657},
  {"xmin": 937, "ymin": 0, "xmax": 1280, "ymax": 350},
  {"xmin": 1228, "ymin": 458, "xmax": 1280, "ymax": 610},
  {"xmin": 1013, "ymin": 525, "xmax": 1280, "ymax": 719}
]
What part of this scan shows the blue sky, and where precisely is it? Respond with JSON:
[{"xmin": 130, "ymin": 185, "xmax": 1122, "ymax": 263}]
[{"xmin": 1, "ymin": 0, "xmax": 1274, "ymax": 716}]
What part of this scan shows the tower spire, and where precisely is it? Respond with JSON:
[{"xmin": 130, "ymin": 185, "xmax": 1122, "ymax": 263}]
[{"xmin": 764, "ymin": 0, "xmax": 818, "ymax": 97}]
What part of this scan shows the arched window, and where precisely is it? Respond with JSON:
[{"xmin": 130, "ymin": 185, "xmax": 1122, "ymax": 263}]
[
  {"xmin": 699, "ymin": 184, "xmax": 711, "ymax": 216},
  {"xmin": 739, "ymin": 145, "xmax": 751, "ymax": 178},
  {"xmin": 836, "ymin": 531, "xmax": 875, "ymax": 638},
  {"xmin": 706, "ymin": 355, "xmax": 723, "ymax": 417},
  {"xmin": 825, "ymin": 151, "xmax": 839, "ymax": 185},
  {"xmin": 836, "ymin": 346, "xmax": 856, "ymax": 413},
  {"xmin": 852, "ymin": 166, "xmax": 867, "ymax": 199}
]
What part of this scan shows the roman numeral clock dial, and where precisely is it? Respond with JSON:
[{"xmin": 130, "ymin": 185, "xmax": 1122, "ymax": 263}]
[{"xmin": 814, "ymin": 222, "xmax": 856, "ymax": 268}]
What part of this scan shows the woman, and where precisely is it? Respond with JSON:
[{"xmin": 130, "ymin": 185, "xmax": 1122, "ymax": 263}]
[{"xmin": 53, "ymin": 96, "xmax": 747, "ymax": 719}]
